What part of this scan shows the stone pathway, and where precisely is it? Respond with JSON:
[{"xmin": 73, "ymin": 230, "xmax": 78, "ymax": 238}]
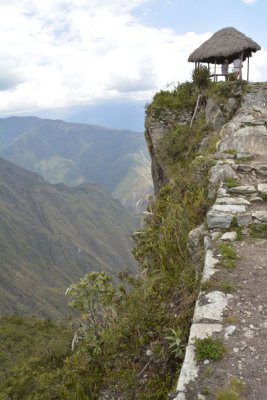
[{"xmin": 173, "ymin": 84, "xmax": 267, "ymax": 400}]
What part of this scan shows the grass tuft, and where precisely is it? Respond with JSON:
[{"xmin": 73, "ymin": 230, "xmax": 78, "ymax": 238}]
[
  {"xmin": 218, "ymin": 243, "xmax": 238, "ymax": 269},
  {"xmin": 224, "ymin": 177, "xmax": 240, "ymax": 189},
  {"xmin": 215, "ymin": 377, "xmax": 246, "ymax": 400},
  {"xmin": 250, "ymin": 223, "xmax": 267, "ymax": 238},
  {"xmin": 195, "ymin": 337, "xmax": 226, "ymax": 361}
]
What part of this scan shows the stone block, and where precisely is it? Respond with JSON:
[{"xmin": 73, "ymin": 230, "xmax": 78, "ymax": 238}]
[
  {"xmin": 236, "ymin": 213, "xmax": 252, "ymax": 226},
  {"xmin": 252, "ymin": 211, "xmax": 267, "ymax": 223},
  {"xmin": 216, "ymin": 197, "xmax": 250, "ymax": 205},
  {"xmin": 212, "ymin": 204, "xmax": 246, "ymax": 213},
  {"xmin": 207, "ymin": 211, "xmax": 233, "ymax": 229},
  {"xmin": 229, "ymin": 185, "xmax": 257, "ymax": 195},
  {"xmin": 258, "ymin": 183, "xmax": 267, "ymax": 194}
]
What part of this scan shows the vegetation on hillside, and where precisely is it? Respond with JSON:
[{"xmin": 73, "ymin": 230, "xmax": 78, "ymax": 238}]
[
  {"xmin": 0, "ymin": 157, "xmax": 137, "ymax": 318},
  {"xmin": 0, "ymin": 117, "xmax": 152, "ymax": 210},
  {"xmin": 0, "ymin": 76, "xmax": 248, "ymax": 399},
  {"xmin": 0, "ymin": 316, "xmax": 73, "ymax": 400}
]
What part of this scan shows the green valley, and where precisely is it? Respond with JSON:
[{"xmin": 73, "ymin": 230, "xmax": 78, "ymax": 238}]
[
  {"xmin": 0, "ymin": 157, "xmax": 137, "ymax": 318},
  {"xmin": 0, "ymin": 117, "xmax": 152, "ymax": 211}
]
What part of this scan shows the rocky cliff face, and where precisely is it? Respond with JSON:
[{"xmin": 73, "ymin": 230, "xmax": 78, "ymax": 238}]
[
  {"xmin": 145, "ymin": 108, "xmax": 193, "ymax": 193},
  {"xmin": 145, "ymin": 83, "xmax": 244, "ymax": 194},
  {"xmin": 145, "ymin": 82, "xmax": 267, "ymax": 399}
]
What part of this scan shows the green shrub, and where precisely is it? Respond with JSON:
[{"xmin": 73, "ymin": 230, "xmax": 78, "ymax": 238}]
[
  {"xmin": 192, "ymin": 65, "xmax": 211, "ymax": 91},
  {"xmin": 218, "ymin": 242, "xmax": 238, "ymax": 269},
  {"xmin": 215, "ymin": 377, "xmax": 246, "ymax": 400},
  {"xmin": 228, "ymin": 72, "xmax": 239, "ymax": 82},
  {"xmin": 147, "ymin": 81, "xmax": 197, "ymax": 114},
  {"xmin": 224, "ymin": 177, "xmax": 240, "ymax": 188},
  {"xmin": 250, "ymin": 223, "xmax": 267, "ymax": 238},
  {"xmin": 195, "ymin": 337, "xmax": 226, "ymax": 361},
  {"xmin": 216, "ymin": 388, "xmax": 242, "ymax": 400},
  {"xmin": 156, "ymin": 117, "xmax": 211, "ymax": 177},
  {"xmin": 201, "ymin": 278, "xmax": 235, "ymax": 293},
  {"xmin": 223, "ymin": 148, "xmax": 237, "ymax": 155},
  {"xmin": 206, "ymin": 81, "xmax": 247, "ymax": 104},
  {"xmin": 260, "ymin": 193, "xmax": 267, "ymax": 201},
  {"xmin": 218, "ymin": 242, "xmax": 237, "ymax": 258},
  {"xmin": 221, "ymin": 281, "xmax": 235, "ymax": 293}
]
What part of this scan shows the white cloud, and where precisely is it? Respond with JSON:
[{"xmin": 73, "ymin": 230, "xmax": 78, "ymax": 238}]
[
  {"xmin": 0, "ymin": 0, "xmax": 264, "ymax": 115},
  {"xmin": 242, "ymin": 0, "xmax": 257, "ymax": 3},
  {"xmin": 248, "ymin": 49, "xmax": 267, "ymax": 81}
]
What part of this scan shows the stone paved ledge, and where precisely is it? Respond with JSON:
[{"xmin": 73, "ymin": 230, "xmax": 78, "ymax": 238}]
[{"xmin": 173, "ymin": 86, "xmax": 267, "ymax": 400}]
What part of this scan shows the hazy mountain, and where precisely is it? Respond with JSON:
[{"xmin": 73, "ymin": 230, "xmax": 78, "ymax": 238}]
[
  {"xmin": 0, "ymin": 157, "xmax": 137, "ymax": 318},
  {"xmin": 2, "ymin": 101, "xmax": 146, "ymax": 131},
  {"xmin": 0, "ymin": 117, "xmax": 153, "ymax": 210},
  {"xmin": 34, "ymin": 101, "xmax": 146, "ymax": 131}
]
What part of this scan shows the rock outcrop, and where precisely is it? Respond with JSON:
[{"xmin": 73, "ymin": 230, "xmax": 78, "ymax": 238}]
[
  {"xmin": 145, "ymin": 108, "xmax": 192, "ymax": 192},
  {"xmin": 145, "ymin": 82, "xmax": 267, "ymax": 400}
]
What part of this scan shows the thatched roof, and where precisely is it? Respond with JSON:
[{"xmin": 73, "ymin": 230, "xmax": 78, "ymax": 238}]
[{"xmin": 188, "ymin": 27, "xmax": 261, "ymax": 64}]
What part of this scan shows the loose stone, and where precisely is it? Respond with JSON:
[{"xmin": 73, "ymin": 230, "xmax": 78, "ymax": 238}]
[
  {"xmin": 220, "ymin": 231, "xmax": 238, "ymax": 242},
  {"xmin": 229, "ymin": 185, "xmax": 257, "ymax": 194}
]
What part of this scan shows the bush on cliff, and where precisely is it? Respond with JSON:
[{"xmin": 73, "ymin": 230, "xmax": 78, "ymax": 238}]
[{"xmin": 147, "ymin": 81, "xmax": 198, "ymax": 114}]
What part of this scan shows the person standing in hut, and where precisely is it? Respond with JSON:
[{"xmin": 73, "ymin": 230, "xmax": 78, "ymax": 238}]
[
  {"xmin": 221, "ymin": 59, "xmax": 229, "ymax": 80},
  {"xmin": 233, "ymin": 58, "xmax": 243, "ymax": 79}
]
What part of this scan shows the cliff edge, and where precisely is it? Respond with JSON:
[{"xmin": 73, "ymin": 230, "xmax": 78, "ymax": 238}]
[{"xmin": 145, "ymin": 81, "xmax": 267, "ymax": 400}]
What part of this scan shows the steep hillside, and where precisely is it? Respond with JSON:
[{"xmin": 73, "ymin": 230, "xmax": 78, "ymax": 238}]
[
  {"xmin": 0, "ymin": 157, "xmax": 137, "ymax": 318},
  {"xmin": 0, "ymin": 117, "xmax": 152, "ymax": 210},
  {"xmin": 1, "ymin": 77, "xmax": 256, "ymax": 400}
]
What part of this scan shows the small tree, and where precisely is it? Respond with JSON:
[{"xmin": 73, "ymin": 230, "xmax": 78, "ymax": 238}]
[
  {"xmin": 190, "ymin": 65, "xmax": 210, "ymax": 126},
  {"xmin": 67, "ymin": 271, "xmax": 117, "ymax": 328},
  {"xmin": 192, "ymin": 65, "xmax": 210, "ymax": 91},
  {"xmin": 66, "ymin": 271, "xmax": 119, "ymax": 352}
]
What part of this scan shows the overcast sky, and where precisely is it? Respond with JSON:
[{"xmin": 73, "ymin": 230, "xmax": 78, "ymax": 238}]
[{"xmin": 0, "ymin": 0, "xmax": 267, "ymax": 117}]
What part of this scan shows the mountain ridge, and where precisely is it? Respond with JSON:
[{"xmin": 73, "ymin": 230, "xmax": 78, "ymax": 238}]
[
  {"xmin": 0, "ymin": 157, "xmax": 137, "ymax": 318},
  {"xmin": 0, "ymin": 116, "xmax": 153, "ymax": 210}
]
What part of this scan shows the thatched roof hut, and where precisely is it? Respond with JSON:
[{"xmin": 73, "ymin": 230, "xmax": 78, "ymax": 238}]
[{"xmin": 188, "ymin": 27, "xmax": 261, "ymax": 65}]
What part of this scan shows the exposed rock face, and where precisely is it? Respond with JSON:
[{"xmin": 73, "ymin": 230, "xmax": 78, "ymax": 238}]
[
  {"xmin": 149, "ymin": 150, "xmax": 168, "ymax": 194},
  {"xmin": 208, "ymin": 163, "xmax": 237, "ymax": 198},
  {"xmin": 219, "ymin": 83, "xmax": 267, "ymax": 158},
  {"xmin": 205, "ymin": 83, "xmax": 244, "ymax": 132},
  {"xmin": 145, "ymin": 83, "xmax": 245, "ymax": 194},
  {"xmin": 145, "ymin": 108, "xmax": 193, "ymax": 193},
  {"xmin": 205, "ymin": 96, "xmax": 240, "ymax": 131},
  {"xmin": 187, "ymin": 224, "xmax": 208, "ymax": 273}
]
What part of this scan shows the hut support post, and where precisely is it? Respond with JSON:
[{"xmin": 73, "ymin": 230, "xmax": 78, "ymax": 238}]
[
  {"xmin": 240, "ymin": 51, "xmax": 244, "ymax": 80},
  {"xmin": 214, "ymin": 60, "xmax": 217, "ymax": 82},
  {"xmin": 247, "ymin": 56, "xmax": 250, "ymax": 82},
  {"xmin": 190, "ymin": 94, "xmax": 201, "ymax": 128}
]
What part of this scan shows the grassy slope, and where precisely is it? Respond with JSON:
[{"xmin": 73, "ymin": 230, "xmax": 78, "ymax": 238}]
[
  {"xmin": 0, "ymin": 157, "xmax": 137, "ymax": 318},
  {"xmin": 0, "ymin": 117, "xmax": 152, "ymax": 209},
  {"xmin": 0, "ymin": 315, "xmax": 73, "ymax": 400}
]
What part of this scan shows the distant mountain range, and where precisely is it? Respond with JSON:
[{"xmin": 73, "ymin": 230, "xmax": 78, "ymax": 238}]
[
  {"xmin": 0, "ymin": 117, "xmax": 153, "ymax": 210},
  {"xmin": 0, "ymin": 157, "xmax": 137, "ymax": 318},
  {"xmin": 33, "ymin": 100, "xmax": 146, "ymax": 131}
]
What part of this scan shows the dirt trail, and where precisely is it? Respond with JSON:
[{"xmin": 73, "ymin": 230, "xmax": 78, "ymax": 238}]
[{"xmin": 187, "ymin": 184, "xmax": 267, "ymax": 399}]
